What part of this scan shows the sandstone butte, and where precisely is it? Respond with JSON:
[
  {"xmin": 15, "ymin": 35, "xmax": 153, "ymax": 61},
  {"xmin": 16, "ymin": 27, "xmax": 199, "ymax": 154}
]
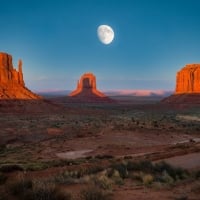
[
  {"xmin": 0, "ymin": 52, "xmax": 40, "ymax": 99},
  {"xmin": 176, "ymin": 64, "xmax": 200, "ymax": 94},
  {"xmin": 69, "ymin": 72, "xmax": 114, "ymax": 103},
  {"xmin": 162, "ymin": 64, "xmax": 200, "ymax": 105},
  {"xmin": 69, "ymin": 72, "xmax": 106, "ymax": 97}
]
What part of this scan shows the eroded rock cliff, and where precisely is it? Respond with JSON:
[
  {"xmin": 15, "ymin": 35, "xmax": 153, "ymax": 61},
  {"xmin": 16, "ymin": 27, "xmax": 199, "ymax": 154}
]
[
  {"xmin": 162, "ymin": 64, "xmax": 200, "ymax": 106},
  {"xmin": 176, "ymin": 64, "xmax": 200, "ymax": 94},
  {"xmin": 0, "ymin": 52, "xmax": 40, "ymax": 99}
]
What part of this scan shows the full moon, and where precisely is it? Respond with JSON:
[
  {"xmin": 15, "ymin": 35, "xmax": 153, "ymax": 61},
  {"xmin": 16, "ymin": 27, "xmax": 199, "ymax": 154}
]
[{"xmin": 97, "ymin": 25, "xmax": 114, "ymax": 45}]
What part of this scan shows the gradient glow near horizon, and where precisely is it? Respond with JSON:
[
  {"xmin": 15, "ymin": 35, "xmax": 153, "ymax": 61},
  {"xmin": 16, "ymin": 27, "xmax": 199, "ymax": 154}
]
[{"xmin": 0, "ymin": 0, "xmax": 200, "ymax": 92}]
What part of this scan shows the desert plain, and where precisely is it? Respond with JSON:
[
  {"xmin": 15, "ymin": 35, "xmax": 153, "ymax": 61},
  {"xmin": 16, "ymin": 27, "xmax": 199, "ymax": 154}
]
[{"xmin": 0, "ymin": 97, "xmax": 200, "ymax": 200}]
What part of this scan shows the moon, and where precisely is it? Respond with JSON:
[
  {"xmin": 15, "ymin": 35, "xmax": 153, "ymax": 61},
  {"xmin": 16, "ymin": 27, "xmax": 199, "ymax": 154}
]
[{"xmin": 97, "ymin": 25, "xmax": 114, "ymax": 45}]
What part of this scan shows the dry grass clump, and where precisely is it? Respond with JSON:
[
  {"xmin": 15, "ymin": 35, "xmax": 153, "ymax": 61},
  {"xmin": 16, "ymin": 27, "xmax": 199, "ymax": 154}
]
[
  {"xmin": 142, "ymin": 174, "xmax": 154, "ymax": 186},
  {"xmin": 92, "ymin": 173, "xmax": 113, "ymax": 190}
]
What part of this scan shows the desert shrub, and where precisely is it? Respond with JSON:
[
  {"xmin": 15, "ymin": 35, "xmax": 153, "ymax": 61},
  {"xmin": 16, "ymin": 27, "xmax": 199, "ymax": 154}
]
[
  {"xmin": 63, "ymin": 170, "xmax": 80, "ymax": 178},
  {"xmin": 126, "ymin": 160, "xmax": 154, "ymax": 173},
  {"xmin": 142, "ymin": 174, "xmax": 154, "ymax": 186},
  {"xmin": 81, "ymin": 186, "xmax": 112, "ymax": 200},
  {"xmin": 54, "ymin": 173, "xmax": 76, "ymax": 185},
  {"xmin": 32, "ymin": 179, "xmax": 71, "ymax": 200},
  {"xmin": 158, "ymin": 170, "xmax": 174, "ymax": 185},
  {"xmin": 154, "ymin": 162, "xmax": 188, "ymax": 181},
  {"xmin": 108, "ymin": 169, "xmax": 124, "ymax": 185},
  {"xmin": 0, "ymin": 172, "xmax": 7, "ymax": 184},
  {"xmin": 111, "ymin": 163, "xmax": 128, "ymax": 179},
  {"xmin": 65, "ymin": 168, "xmax": 87, "ymax": 178},
  {"xmin": 68, "ymin": 158, "xmax": 86, "ymax": 166},
  {"xmin": 0, "ymin": 164, "xmax": 24, "ymax": 172},
  {"xmin": 45, "ymin": 158, "xmax": 87, "ymax": 169},
  {"xmin": 93, "ymin": 174, "xmax": 112, "ymax": 190},
  {"xmin": 61, "ymin": 165, "xmax": 104, "ymax": 181},
  {"xmin": 129, "ymin": 171, "xmax": 143, "ymax": 183},
  {"xmin": 125, "ymin": 160, "xmax": 189, "ymax": 186},
  {"xmin": 85, "ymin": 165, "xmax": 105, "ymax": 175},
  {"xmin": 7, "ymin": 177, "xmax": 71, "ymax": 200},
  {"xmin": 25, "ymin": 162, "xmax": 49, "ymax": 171},
  {"xmin": 173, "ymin": 167, "xmax": 188, "ymax": 180}
]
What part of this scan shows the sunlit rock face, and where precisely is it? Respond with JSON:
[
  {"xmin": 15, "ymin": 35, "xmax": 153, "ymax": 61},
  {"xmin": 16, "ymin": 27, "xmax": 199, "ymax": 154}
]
[
  {"xmin": 69, "ymin": 73, "xmax": 106, "ymax": 97},
  {"xmin": 176, "ymin": 64, "xmax": 200, "ymax": 94},
  {"xmin": 0, "ymin": 52, "xmax": 40, "ymax": 99},
  {"xmin": 69, "ymin": 72, "xmax": 114, "ymax": 103},
  {"xmin": 161, "ymin": 64, "xmax": 200, "ymax": 106},
  {"xmin": 0, "ymin": 53, "xmax": 24, "ymax": 86}
]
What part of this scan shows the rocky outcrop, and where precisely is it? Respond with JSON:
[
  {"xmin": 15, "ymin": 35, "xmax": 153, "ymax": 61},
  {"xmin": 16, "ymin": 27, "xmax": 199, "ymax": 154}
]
[
  {"xmin": 176, "ymin": 64, "xmax": 200, "ymax": 94},
  {"xmin": 69, "ymin": 73, "xmax": 114, "ymax": 103},
  {"xmin": 162, "ymin": 64, "xmax": 200, "ymax": 106},
  {"xmin": 69, "ymin": 73, "xmax": 106, "ymax": 97},
  {"xmin": 0, "ymin": 52, "xmax": 40, "ymax": 99},
  {"xmin": 0, "ymin": 53, "xmax": 24, "ymax": 86}
]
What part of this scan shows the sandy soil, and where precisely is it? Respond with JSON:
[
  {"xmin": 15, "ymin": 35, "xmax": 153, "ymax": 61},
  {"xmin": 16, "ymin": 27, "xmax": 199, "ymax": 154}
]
[{"xmin": 163, "ymin": 152, "xmax": 200, "ymax": 170}]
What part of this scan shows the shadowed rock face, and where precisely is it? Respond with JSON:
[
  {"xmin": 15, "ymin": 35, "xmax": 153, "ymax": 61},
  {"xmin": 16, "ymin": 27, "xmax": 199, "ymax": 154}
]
[
  {"xmin": 176, "ymin": 64, "xmax": 200, "ymax": 94},
  {"xmin": 69, "ymin": 73, "xmax": 106, "ymax": 97},
  {"xmin": 0, "ymin": 52, "xmax": 40, "ymax": 99}
]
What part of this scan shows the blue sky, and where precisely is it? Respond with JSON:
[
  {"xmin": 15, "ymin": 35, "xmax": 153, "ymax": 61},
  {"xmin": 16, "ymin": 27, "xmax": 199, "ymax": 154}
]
[{"xmin": 0, "ymin": 0, "xmax": 200, "ymax": 91}]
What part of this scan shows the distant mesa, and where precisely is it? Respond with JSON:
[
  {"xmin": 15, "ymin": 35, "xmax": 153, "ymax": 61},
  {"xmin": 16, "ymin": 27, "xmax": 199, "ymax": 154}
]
[
  {"xmin": 162, "ymin": 64, "xmax": 200, "ymax": 105},
  {"xmin": 0, "ymin": 52, "xmax": 40, "ymax": 99},
  {"xmin": 69, "ymin": 72, "xmax": 114, "ymax": 103}
]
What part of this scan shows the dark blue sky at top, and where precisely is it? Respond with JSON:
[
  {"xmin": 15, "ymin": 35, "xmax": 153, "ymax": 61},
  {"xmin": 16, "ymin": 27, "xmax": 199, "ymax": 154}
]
[{"xmin": 0, "ymin": 0, "xmax": 200, "ymax": 91}]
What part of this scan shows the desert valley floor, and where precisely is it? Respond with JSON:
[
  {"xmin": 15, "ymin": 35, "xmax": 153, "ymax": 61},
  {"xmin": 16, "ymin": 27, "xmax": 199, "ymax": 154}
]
[{"xmin": 0, "ymin": 97, "xmax": 200, "ymax": 200}]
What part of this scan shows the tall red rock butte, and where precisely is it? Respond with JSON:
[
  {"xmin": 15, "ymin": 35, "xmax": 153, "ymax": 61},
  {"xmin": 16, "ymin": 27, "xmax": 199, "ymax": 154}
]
[
  {"xmin": 69, "ymin": 73, "xmax": 113, "ymax": 103},
  {"xmin": 0, "ymin": 52, "xmax": 40, "ymax": 99},
  {"xmin": 162, "ymin": 64, "xmax": 200, "ymax": 105},
  {"xmin": 70, "ymin": 73, "xmax": 105, "ymax": 97},
  {"xmin": 176, "ymin": 64, "xmax": 200, "ymax": 94}
]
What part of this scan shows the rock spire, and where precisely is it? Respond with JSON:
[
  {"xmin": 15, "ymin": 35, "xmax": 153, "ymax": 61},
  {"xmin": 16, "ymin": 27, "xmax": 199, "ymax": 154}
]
[{"xmin": 0, "ymin": 52, "xmax": 40, "ymax": 99}]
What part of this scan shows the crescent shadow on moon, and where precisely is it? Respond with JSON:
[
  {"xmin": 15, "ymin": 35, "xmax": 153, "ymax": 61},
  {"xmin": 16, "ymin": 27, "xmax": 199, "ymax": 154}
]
[{"xmin": 97, "ymin": 25, "xmax": 114, "ymax": 45}]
